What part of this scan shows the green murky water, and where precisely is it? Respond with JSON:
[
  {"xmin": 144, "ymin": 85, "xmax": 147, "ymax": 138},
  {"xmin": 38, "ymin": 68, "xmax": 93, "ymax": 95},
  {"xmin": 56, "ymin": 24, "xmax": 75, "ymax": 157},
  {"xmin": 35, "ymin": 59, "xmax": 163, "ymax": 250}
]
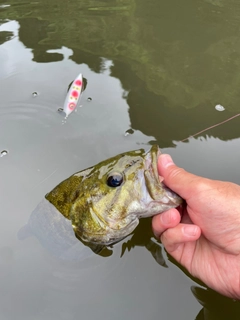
[{"xmin": 1, "ymin": 0, "xmax": 240, "ymax": 319}]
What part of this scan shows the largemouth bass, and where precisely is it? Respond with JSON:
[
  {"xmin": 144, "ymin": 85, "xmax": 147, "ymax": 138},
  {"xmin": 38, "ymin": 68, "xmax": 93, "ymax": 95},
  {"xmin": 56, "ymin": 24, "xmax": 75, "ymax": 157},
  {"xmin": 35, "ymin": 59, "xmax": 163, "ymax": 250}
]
[{"xmin": 45, "ymin": 145, "xmax": 182, "ymax": 251}]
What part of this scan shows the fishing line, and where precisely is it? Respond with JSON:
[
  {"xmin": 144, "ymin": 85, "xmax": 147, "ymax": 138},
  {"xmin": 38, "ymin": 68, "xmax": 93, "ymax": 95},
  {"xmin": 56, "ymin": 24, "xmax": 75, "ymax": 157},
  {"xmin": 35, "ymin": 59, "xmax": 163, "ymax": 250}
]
[{"xmin": 181, "ymin": 113, "xmax": 240, "ymax": 142}]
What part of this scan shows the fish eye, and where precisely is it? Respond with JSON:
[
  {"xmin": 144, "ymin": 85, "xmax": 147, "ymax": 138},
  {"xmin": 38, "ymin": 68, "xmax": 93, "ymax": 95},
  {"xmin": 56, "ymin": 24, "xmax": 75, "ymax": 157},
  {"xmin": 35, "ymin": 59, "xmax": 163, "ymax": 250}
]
[{"xmin": 107, "ymin": 172, "xmax": 123, "ymax": 187}]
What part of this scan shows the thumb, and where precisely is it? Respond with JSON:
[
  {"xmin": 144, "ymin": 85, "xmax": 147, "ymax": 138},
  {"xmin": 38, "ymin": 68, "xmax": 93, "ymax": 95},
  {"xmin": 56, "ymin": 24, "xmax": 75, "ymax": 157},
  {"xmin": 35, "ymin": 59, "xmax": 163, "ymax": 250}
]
[{"xmin": 158, "ymin": 154, "xmax": 205, "ymax": 200}]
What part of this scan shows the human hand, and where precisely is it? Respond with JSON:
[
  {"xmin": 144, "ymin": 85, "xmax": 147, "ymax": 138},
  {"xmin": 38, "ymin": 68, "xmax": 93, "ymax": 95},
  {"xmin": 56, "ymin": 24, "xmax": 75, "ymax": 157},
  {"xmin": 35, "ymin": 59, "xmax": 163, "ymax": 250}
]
[{"xmin": 152, "ymin": 154, "xmax": 240, "ymax": 299}]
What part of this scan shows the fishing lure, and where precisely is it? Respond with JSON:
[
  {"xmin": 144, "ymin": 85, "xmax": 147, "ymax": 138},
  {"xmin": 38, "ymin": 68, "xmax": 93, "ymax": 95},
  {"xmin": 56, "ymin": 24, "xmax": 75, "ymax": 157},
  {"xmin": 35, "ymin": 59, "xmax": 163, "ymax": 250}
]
[{"xmin": 63, "ymin": 73, "xmax": 83, "ymax": 117}]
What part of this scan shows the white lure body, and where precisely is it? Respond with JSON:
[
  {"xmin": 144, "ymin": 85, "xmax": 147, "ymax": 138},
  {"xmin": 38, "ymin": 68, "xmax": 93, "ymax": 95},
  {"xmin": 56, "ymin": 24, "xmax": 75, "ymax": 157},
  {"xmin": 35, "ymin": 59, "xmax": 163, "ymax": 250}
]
[{"xmin": 63, "ymin": 73, "xmax": 83, "ymax": 117}]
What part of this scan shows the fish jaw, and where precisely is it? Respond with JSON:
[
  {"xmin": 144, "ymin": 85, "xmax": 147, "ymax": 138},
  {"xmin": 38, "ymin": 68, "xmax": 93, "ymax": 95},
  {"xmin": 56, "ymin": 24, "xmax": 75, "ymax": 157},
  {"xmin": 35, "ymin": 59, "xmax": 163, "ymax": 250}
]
[
  {"xmin": 140, "ymin": 145, "xmax": 183, "ymax": 217},
  {"xmin": 75, "ymin": 211, "xmax": 139, "ymax": 246}
]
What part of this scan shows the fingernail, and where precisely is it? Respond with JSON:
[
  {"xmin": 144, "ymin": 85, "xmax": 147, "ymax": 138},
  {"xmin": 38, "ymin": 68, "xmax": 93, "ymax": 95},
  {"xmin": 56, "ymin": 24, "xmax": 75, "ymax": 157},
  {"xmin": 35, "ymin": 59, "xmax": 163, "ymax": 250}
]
[
  {"xmin": 160, "ymin": 154, "xmax": 174, "ymax": 168},
  {"xmin": 183, "ymin": 225, "xmax": 198, "ymax": 236}
]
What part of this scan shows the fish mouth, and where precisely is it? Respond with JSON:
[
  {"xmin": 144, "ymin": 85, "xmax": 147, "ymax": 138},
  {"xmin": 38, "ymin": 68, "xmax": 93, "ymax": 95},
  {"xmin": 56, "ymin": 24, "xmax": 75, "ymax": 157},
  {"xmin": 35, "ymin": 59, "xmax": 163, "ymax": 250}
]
[
  {"xmin": 144, "ymin": 144, "xmax": 161, "ymax": 189},
  {"xmin": 148, "ymin": 144, "xmax": 161, "ymax": 183},
  {"xmin": 144, "ymin": 145, "xmax": 182, "ymax": 208}
]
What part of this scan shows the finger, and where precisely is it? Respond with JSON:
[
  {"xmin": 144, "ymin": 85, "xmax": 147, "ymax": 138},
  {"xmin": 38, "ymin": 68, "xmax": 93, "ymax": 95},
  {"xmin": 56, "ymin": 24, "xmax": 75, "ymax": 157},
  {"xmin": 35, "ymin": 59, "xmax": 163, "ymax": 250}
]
[
  {"xmin": 161, "ymin": 223, "xmax": 201, "ymax": 254},
  {"xmin": 152, "ymin": 208, "xmax": 181, "ymax": 238},
  {"xmin": 158, "ymin": 154, "xmax": 209, "ymax": 200}
]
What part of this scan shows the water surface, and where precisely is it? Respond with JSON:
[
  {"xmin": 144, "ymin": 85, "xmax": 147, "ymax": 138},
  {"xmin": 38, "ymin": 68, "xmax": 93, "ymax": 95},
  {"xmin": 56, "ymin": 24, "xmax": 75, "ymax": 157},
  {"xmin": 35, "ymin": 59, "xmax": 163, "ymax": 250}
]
[{"xmin": 1, "ymin": 1, "xmax": 240, "ymax": 319}]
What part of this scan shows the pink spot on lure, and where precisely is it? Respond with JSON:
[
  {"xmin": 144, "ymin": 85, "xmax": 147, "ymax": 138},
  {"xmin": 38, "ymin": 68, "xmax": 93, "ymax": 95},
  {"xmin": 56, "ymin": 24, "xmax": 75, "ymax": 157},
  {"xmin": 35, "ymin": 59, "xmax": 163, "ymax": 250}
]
[
  {"xmin": 63, "ymin": 73, "xmax": 83, "ymax": 117},
  {"xmin": 71, "ymin": 90, "xmax": 79, "ymax": 98},
  {"xmin": 75, "ymin": 80, "xmax": 82, "ymax": 86}
]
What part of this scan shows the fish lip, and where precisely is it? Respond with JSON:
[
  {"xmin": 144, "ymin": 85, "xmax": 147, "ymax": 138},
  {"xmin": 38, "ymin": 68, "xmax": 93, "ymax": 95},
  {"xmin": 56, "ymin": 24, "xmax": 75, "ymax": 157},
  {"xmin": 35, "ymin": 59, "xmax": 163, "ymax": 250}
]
[
  {"xmin": 144, "ymin": 144, "xmax": 161, "ymax": 184},
  {"xmin": 144, "ymin": 145, "xmax": 183, "ymax": 206},
  {"xmin": 151, "ymin": 145, "xmax": 161, "ymax": 182}
]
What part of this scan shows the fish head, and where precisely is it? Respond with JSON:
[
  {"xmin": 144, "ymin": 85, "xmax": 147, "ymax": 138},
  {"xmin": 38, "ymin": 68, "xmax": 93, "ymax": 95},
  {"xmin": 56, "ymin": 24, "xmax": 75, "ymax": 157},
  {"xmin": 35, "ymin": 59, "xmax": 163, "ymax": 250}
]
[{"xmin": 46, "ymin": 145, "xmax": 182, "ymax": 246}]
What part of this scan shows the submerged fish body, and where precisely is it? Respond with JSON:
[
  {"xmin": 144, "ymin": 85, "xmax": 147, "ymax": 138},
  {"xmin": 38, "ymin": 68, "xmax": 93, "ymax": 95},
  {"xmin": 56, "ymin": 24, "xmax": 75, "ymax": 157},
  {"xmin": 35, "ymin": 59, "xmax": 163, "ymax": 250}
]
[
  {"xmin": 46, "ymin": 145, "xmax": 182, "ymax": 247},
  {"xmin": 18, "ymin": 199, "xmax": 95, "ymax": 261}
]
